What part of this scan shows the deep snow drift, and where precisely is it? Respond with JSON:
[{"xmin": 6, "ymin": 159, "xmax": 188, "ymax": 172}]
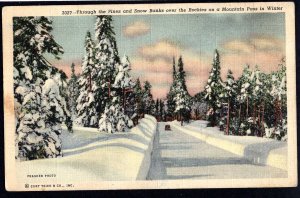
[{"xmin": 15, "ymin": 115, "xmax": 157, "ymax": 184}]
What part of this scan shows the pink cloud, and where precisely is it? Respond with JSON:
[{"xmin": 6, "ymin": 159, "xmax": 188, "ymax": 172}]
[
  {"xmin": 123, "ymin": 21, "xmax": 150, "ymax": 38},
  {"xmin": 138, "ymin": 40, "xmax": 182, "ymax": 61},
  {"xmin": 221, "ymin": 36, "xmax": 284, "ymax": 54},
  {"xmin": 132, "ymin": 41, "xmax": 212, "ymax": 98}
]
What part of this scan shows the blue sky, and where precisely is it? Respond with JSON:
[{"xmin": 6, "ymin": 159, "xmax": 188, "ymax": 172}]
[{"xmin": 48, "ymin": 13, "xmax": 285, "ymax": 98}]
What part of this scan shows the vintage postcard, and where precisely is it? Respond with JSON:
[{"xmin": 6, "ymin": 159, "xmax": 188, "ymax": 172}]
[{"xmin": 3, "ymin": 2, "xmax": 297, "ymax": 191}]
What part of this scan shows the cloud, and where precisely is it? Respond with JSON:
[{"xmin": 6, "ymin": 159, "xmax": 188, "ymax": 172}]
[
  {"xmin": 131, "ymin": 40, "xmax": 212, "ymax": 98},
  {"xmin": 123, "ymin": 21, "xmax": 150, "ymax": 38},
  {"xmin": 251, "ymin": 36, "xmax": 284, "ymax": 51},
  {"xmin": 222, "ymin": 36, "xmax": 284, "ymax": 54},
  {"xmin": 222, "ymin": 40, "xmax": 254, "ymax": 54},
  {"xmin": 138, "ymin": 40, "xmax": 182, "ymax": 61}
]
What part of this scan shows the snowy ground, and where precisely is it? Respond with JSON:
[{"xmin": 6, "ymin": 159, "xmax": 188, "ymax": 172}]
[
  {"xmin": 171, "ymin": 120, "xmax": 287, "ymax": 170},
  {"xmin": 147, "ymin": 122, "xmax": 287, "ymax": 180},
  {"xmin": 15, "ymin": 115, "xmax": 157, "ymax": 186}
]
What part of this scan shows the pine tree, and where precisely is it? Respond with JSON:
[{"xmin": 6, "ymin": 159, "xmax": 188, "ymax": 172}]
[
  {"xmin": 68, "ymin": 63, "xmax": 79, "ymax": 120},
  {"xmin": 166, "ymin": 57, "xmax": 177, "ymax": 119},
  {"xmin": 17, "ymin": 84, "xmax": 62, "ymax": 160},
  {"xmin": 159, "ymin": 99, "xmax": 165, "ymax": 121},
  {"xmin": 155, "ymin": 99, "xmax": 159, "ymax": 120},
  {"xmin": 269, "ymin": 58, "xmax": 287, "ymax": 140},
  {"xmin": 177, "ymin": 56, "xmax": 188, "ymax": 92},
  {"xmin": 113, "ymin": 55, "xmax": 135, "ymax": 117},
  {"xmin": 94, "ymin": 15, "xmax": 120, "ymax": 116},
  {"xmin": 143, "ymin": 81, "xmax": 154, "ymax": 115},
  {"xmin": 174, "ymin": 73, "xmax": 191, "ymax": 126},
  {"xmin": 237, "ymin": 65, "xmax": 253, "ymax": 119},
  {"xmin": 76, "ymin": 31, "xmax": 98, "ymax": 127},
  {"xmin": 14, "ymin": 16, "xmax": 67, "ymax": 160},
  {"xmin": 98, "ymin": 55, "xmax": 134, "ymax": 133},
  {"xmin": 222, "ymin": 70, "xmax": 238, "ymax": 135},
  {"xmin": 98, "ymin": 91, "xmax": 133, "ymax": 133},
  {"xmin": 204, "ymin": 49, "xmax": 223, "ymax": 126},
  {"xmin": 133, "ymin": 78, "xmax": 144, "ymax": 119}
]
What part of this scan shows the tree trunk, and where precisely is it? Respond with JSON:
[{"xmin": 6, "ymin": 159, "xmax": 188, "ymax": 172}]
[
  {"xmin": 238, "ymin": 104, "xmax": 241, "ymax": 121},
  {"xmin": 226, "ymin": 100, "xmax": 230, "ymax": 135},
  {"xmin": 246, "ymin": 97, "xmax": 249, "ymax": 117},
  {"xmin": 274, "ymin": 98, "xmax": 278, "ymax": 129},
  {"xmin": 88, "ymin": 73, "xmax": 92, "ymax": 92},
  {"xmin": 123, "ymin": 88, "xmax": 125, "ymax": 112},
  {"xmin": 108, "ymin": 80, "xmax": 111, "ymax": 98},
  {"xmin": 279, "ymin": 99, "xmax": 283, "ymax": 126}
]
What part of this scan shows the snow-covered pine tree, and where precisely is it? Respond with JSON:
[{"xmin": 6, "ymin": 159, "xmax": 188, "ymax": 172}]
[
  {"xmin": 14, "ymin": 16, "xmax": 67, "ymax": 160},
  {"xmin": 17, "ymin": 84, "xmax": 62, "ymax": 160},
  {"xmin": 98, "ymin": 91, "xmax": 133, "ymax": 133},
  {"xmin": 155, "ymin": 99, "xmax": 159, "ymax": 120},
  {"xmin": 68, "ymin": 63, "xmax": 79, "ymax": 120},
  {"xmin": 174, "ymin": 73, "xmax": 191, "ymax": 126},
  {"xmin": 76, "ymin": 31, "xmax": 98, "ymax": 127},
  {"xmin": 166, "ymin": 57, "xmax": 177, "ymax": 119},
  {"xmin": 133, "ymin": 78, "xmax": 144, "ymax": 119},
  {"xmin": 250, "ymin": 66, "xmax": 269, "ymax": 137},
  {"xmin": 143, "ymin": 81, "xmax": 154, "ymax": 115},
  {"xmin": 94, "ymin": 15, "xmax": 120, "ymax": 116},
  {"xmin": 159, "ymin": 99, "xmax": 165, "ymax": 122},
  {"xmin": 191, "ymin": 92, "xmax": 208, "ymax": 120},
  {"xmin": 236, "ymin": 65, "xmax": 255, "ymax": 135},
  {"xmin": 204, "ymin": 49, "xmax": 223, "ymax": 126},
  {"xmin": 269, "ymin": 58, "xmax": 287, "ymax": 140},
  {"xmin": 98, "ymin": 55, "xmax": 135, "ymax": 133},
  {"xmin": 237, "ymin": 65, "xmax": 253, "ymax": 119},
  {"xmin": 114, "ymin": 55, "xmax": 135, "ymax": 118},
  {"xmin": 177, "ymin": 56, "xmax": 188, "ymax": 92},
  {"xmin": 222, "ymin": 70, "xmax": 238, "ymax": 135}
]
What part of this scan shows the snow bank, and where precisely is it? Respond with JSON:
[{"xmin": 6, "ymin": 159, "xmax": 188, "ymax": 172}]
[
  {"xmin": 171, "ymin": 121, "xmax": 287, "ymax": 170},
  {"xmin": 15, "ymin": 115, "xmax": 157, "ymax": 187}
]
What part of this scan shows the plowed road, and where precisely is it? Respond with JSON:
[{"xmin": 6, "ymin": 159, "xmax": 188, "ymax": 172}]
[{"xmin": 147, "ymin": 123, "xmax": 287, "ymax": 180}]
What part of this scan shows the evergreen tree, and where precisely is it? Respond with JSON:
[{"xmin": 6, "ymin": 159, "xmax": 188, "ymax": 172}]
[
  {"xmin": 155, "ymin": 99, "xmax": 159, "ymax": 119},
  {"xmin": 177, "ymin": 56, "xmax": 188, "ymax": 92},
  {"xmin": 76, "ymin": 31, "xmax": 98, "ymax": 127},
  {"xmin": 98, "ymin": 55, "xmax": 135, "ymax": 133},
  {"xmin": 192, "ymin": 92, "xmax": 208, "ymax": 120},
  {"xmin": 174, "ymin": 72, "xmax": 191, "ymax": 125},
  {"xmin": 204, "ymin": 49, "xmax": 223, "ymax": 127},
  {"xmin": 94, "ymin": 15, "xmax": 120, "ymax": 116},
  {"xmin": 98, "ymin": 91, "xmax": 133, "ymax": 133},
  {"xmin": 68, "ymin": 63, "xmax": 79, "ymax": 120},
  {"xmin": 13, "ymin": 16, "xmax": 67, "ymax": 160},
  {"xmin": 269, "ymin": 58, "xmax": 287, "ymax": 140},
  {"xmin": 113, "ymin": 55, "xmax": 135, "ymax": 117},
  {"xmin": 143, "ymin": 81, "xmax": 154, "ymax": 115},
  {"xmin": 166, "ymin": 57, "xmax": 177, "ymax": 118},
  {"xmin": 133, "ymin": 78, "xmax": 144, "ymax": 119},
  {"xmin": 237, "ymin": 65, "xmax": 253, "ymax": 120},
  {"xmin": 159, "ymin": 99, "xmax": 165, "ymax": 121},
  {"xmin": 222, "ymin": 70, "xmax": 238, "ymax": 135}
]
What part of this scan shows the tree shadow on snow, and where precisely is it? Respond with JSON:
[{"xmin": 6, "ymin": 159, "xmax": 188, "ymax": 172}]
[
  {"xmin": 162, "ymin": 157, "xmax": 252, "ymax": 168},
  {"xmin": 63, "ymin": 142, "xmax": 146, "ymax": 157}
]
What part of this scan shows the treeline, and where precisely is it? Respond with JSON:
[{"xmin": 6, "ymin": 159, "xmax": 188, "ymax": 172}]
[{"xmin": 201, "ymin": 50, "xmax": 287, "ymax": 140}]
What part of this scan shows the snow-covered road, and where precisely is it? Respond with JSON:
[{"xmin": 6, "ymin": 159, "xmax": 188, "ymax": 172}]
[{"xmin": 147, "ymin": 123, "xmax": 287, "ymax": 180}]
